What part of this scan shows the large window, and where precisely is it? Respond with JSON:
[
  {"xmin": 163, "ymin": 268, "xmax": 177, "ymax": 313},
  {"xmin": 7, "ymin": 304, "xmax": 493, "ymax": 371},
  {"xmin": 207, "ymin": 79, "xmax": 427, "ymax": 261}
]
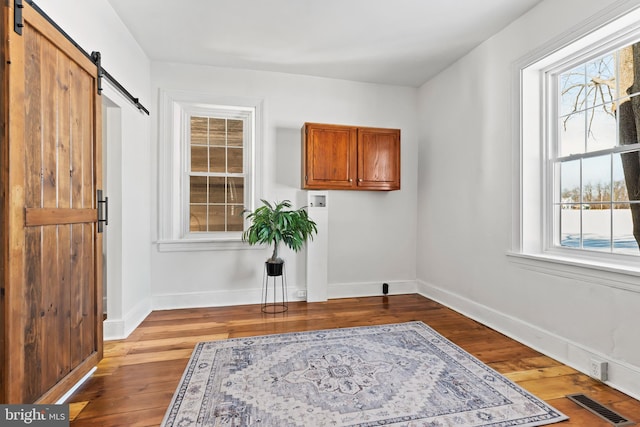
[
  {"xmin": 553, "ymin": 41, "xmax": 640, "ymax": 255},
  {"xmin": 157, "ymin": 90, "xmax": 262, "ymax": 251},
  {"xmin": 515, "ymin": 5, "xmax": 640, "ymax": 273},
  {"xmin": 187, "ymin": 113, "xmax": 247, "ymax": 234}
]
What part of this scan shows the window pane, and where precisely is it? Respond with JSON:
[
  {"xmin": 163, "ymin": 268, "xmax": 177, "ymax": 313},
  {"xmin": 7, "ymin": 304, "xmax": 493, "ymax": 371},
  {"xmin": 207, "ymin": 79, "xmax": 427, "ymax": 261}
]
[
  {"xmin": 208, "ymin": 205, "xmax": 226, "ymax": 231},
  {"xmin": 227, "ymin": 177, "xmax": 244, "ymax": 204},
  {"xmin": 619, "ymin": 44, "xmax": 640, "ymax": 99},
  {"xmin": 619, "ymin": 94, "xmax": 640, "ymax": 146},
  {"xmin": 209, "ymin": 118, "xmax": 226, "ymax": 146},
  {"xmin": 612, "ymin": 153, "xmax": 630, "ymax": 203},
  {"xmin": 582, "ymin": 204, "xmax": 611, "ymax": 251},
  {"xmin": 559, "ymin": 110, "xmax": 585, "ymax": 156},
  {"xmin": 191, "ymin": 117, "xmax": 208, "ymax": 145},
  {"xmin": 560, "ymin": 160, "xmax": 580, "ymax": 204},
  {"xmin": 582, "ymin": 156, "xmax": 610, "ymax": 204},
  {"xmin": 560, "ymin": 64, "xmax": 586, "ymax": 117},
  {"xmin": 228, "ymin": 147, "xmax": 243, "ymax": 173},
  {"xmin": 613, "ymin": 203, "xmax": 639, "ymax": 253},
  {"xmin": 208, "ymin": 177, "xmax": 226, "ymax": 203},
  {"xmin": 190, "ymin": 176, "xmax": 207, "ymax": 203},
  {"xmin": 189, "ymin": 205, "xmax": 207, "ymax": 232},
  {"xmin": 191, "ymin": 146, "xmax": 208, "ymax": 172},
  {"xmin": 227, "ymin": 205, "xmax": 244, "ymax": 231},
  {"xmin": 210, "ymin": 146, "xmax": 226, "ymax": 173},
  {"xmin": 227, "ymin": 119, "xmax": 243, "ymax": 146},
  {"xmin": 586, "ymin": 105, "xmax": 616, "ymax": 152},
  {"xmin": 560, "ymin": 204, "xmax": 580, "ymax": 248},
  {"xmin": 617, "ymin": 151, "xmax": 640, "ymax": 203},
  {"xmin": 585, "ymin": 54, "xmax": 616, "ymax": 109}
]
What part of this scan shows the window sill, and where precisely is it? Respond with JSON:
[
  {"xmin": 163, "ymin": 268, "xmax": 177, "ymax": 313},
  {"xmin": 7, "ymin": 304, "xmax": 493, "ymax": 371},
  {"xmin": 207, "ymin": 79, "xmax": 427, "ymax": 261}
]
[
  {"xmin": 506, "ymin": 251, "xmax": 640, "ymax": 293},
  {"xmin": 156, "ymin": 239, "xmax": 264, "ymax": 252}
]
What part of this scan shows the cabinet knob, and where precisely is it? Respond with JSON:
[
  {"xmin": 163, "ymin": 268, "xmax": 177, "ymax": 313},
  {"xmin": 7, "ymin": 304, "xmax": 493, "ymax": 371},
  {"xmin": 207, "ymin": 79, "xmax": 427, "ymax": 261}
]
[
  {"xmin": 358, "ymin": 179, "xmax": 363, "ymax": 182},
  {"xmin": 349, "ymin": 178, "xmax": 353, "ymax": 182}
]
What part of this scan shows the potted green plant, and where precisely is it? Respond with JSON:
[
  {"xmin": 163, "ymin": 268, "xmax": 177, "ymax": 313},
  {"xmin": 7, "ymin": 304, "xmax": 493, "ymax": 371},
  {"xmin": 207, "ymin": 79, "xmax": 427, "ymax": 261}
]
[{"xmin": 242, "ymin": 199, "xmax": 318, "ymax": 276}]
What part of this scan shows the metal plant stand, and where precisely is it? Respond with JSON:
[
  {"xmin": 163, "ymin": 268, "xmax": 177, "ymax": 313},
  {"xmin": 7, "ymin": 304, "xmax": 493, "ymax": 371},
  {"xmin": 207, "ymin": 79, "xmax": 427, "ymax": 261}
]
[{"xmin": 262, "ymin": 262, "xmax": 288, "ymax": 314}]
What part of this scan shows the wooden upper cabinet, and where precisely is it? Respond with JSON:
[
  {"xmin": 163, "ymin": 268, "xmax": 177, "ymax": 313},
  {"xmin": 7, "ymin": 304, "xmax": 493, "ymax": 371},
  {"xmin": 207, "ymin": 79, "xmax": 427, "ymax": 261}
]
[
  {"xmin": 357, "ymin": 127, "xmax": 401, "ymax": 190},
  {"xmin": 302, "ymin": 123, "xmax": 400, "ymax": 191},
  {"xmin": 303, "ymin": 123, "xmax": 357, "ymax": 189}
]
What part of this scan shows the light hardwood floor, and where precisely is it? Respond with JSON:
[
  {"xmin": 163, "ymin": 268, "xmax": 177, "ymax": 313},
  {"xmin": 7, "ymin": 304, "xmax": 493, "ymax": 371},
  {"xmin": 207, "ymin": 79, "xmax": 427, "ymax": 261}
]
[{"xmin": 68, "ymin": 294, "xmax": 640, "ymax": 426}]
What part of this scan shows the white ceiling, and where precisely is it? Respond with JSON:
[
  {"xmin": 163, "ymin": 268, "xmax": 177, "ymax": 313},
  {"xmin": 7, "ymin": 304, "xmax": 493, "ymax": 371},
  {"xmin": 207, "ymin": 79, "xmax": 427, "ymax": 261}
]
[{"xmin": 106, "ymin": 0, "xmax": 543, "ymax": 87}]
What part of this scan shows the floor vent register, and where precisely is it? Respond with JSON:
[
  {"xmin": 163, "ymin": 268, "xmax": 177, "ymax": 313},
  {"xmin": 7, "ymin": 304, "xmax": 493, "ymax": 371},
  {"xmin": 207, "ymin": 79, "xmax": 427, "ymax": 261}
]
[{"xmin": 567, "ymin": 393, "xmax": 635, "ymax": 426}]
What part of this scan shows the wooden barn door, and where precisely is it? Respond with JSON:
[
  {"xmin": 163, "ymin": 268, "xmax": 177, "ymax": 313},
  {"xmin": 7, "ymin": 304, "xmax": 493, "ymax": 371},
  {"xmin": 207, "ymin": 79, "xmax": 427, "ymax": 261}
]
[{"xmin": 1, "ymin": 1, "xmax": 103, "ymax": 403}]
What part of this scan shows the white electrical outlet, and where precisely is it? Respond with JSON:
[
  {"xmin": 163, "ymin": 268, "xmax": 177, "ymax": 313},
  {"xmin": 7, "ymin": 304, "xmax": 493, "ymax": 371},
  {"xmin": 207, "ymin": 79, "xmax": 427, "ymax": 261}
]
[
  {"xmin": 589, "ymin": 359, "xmax": 608, "ymax": 381},
  {"xmin": 296, "ymin": 290, "xmax": 307, "ymax": 298}
]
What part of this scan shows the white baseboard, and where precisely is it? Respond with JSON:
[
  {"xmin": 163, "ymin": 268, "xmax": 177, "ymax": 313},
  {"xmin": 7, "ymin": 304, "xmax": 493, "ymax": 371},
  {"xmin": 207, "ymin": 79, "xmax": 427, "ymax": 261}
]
[
  {"xmin": 103, "ymin": 297, "xmax": 152, "ymax": 340},
  {"xmin": 416, "ymin": 279, "xmax": 640, "ymax": 402},
  {"xmin": 151, "ymin": 280, "xmax": 418, "ymax": 311},
  {"xmin": 103, "ymin": 319, "xmax": 125, "ymax": 341},
  {"xmin": 152, "ymin": 288, "xmax": 260, "ymax": 310},
  {"xmin": 151, "ymin": 287, "xmax": 309, "ymax": 311},
  {"xmin": 328, "ymin": 280, "xmax": 418, "ymax": 299}
]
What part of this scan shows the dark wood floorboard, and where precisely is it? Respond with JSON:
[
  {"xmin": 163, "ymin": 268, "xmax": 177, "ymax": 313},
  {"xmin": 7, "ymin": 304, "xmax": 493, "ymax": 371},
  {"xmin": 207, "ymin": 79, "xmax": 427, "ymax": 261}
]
[{"xmin": 67, "ymin": 294, "xmax": 640, "ymax": 426}]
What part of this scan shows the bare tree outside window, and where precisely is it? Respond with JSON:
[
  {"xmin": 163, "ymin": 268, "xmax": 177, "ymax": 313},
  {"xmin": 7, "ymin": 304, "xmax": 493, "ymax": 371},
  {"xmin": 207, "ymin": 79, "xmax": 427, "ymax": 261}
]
[{"xmin": 618, "ymin": 43, "xmax": 640, "ymax": 247}]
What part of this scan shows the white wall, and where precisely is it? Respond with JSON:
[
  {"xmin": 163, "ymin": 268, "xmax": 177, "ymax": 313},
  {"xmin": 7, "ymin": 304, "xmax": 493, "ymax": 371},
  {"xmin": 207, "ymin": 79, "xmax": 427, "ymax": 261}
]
[
  {"xmin": 417, "ymin": 0, "xmax": 640, "ymax": 399},
  {"xmin": 35, "ymin": 0, "xmax": 152, "ymax": 339},
  {"xmin": 150, "ymin": 63, "xmax": 419, "ymax": 308}
]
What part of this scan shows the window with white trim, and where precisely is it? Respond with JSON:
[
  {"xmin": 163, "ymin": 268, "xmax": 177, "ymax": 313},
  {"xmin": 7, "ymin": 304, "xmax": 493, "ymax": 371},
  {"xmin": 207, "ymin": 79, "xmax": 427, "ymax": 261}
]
[
  {"xmin": 516, "ymin": 6, "xmax": 640, "ymax": 271},
  {"xmin": 157, "ymin": 90, "xmax": 262, "ymax": 251},
  {"xmin": 552, "ymin": 40, "xmax": 640, "ymax": 255},
  {"xmin": 186, "ymin": 111, "xmax": 248, "ymax": 235}
]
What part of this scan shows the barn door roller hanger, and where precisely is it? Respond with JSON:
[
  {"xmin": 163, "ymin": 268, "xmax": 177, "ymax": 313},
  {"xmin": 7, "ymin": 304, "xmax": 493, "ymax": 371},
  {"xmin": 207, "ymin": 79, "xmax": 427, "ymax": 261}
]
[{"xmin": 14, "ymin": 0, "xmax": 23, "ymax": 35}]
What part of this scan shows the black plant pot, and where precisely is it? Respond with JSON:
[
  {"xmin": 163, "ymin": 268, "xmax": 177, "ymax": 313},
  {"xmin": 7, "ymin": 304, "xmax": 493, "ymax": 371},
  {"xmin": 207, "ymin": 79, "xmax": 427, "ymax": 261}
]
[{"xmin": 265, "ymin": 261, "xmax": 284, "ymax": 277}]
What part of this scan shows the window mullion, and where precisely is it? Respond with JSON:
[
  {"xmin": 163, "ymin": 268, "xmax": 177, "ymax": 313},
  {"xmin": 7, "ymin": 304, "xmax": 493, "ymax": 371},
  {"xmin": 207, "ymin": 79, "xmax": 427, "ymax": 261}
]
[
  {"xmin": 224, "ymin": 119, "xmax": 228, "ymax": 232},
  {"xmin": 557, "ymin": 143, "xmax": 640, "ymax": 162},
  {"xmin": 610, "ymin": 153, "xmax": 614, "ymax": 252},
  {"xmin": 579, "ymin": 158, "xmax": 583, "ymax": 250},
  {"xmin": 206, "ymin": 118, "xmax": 211, "ymax": 232}
]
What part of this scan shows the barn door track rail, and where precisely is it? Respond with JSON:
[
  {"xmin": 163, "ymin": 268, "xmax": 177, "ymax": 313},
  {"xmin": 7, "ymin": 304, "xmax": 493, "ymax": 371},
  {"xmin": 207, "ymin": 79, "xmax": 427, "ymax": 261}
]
[{"xmin": 14, "ymin": 0, "xmax": 150, "ymax": 115}]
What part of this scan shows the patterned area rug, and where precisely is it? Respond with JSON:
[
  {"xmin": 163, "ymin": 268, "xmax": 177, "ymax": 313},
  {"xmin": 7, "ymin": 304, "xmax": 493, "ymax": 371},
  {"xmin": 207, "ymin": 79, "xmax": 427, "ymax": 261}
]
[{"xmin": 161, "ymin": 322, "xmax": 568, "ymax": 426}]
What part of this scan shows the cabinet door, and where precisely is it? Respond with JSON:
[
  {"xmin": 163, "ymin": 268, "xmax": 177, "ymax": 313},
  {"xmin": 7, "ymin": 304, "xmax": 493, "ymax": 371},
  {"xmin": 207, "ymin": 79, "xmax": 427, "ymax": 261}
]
[
  {"xmin": 303, "ymin": 123, "xmax": 357, "ymax": 189},
  {"xmin": 357, "ymin": 128, "xmax": 401, "ymax": 190}
]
